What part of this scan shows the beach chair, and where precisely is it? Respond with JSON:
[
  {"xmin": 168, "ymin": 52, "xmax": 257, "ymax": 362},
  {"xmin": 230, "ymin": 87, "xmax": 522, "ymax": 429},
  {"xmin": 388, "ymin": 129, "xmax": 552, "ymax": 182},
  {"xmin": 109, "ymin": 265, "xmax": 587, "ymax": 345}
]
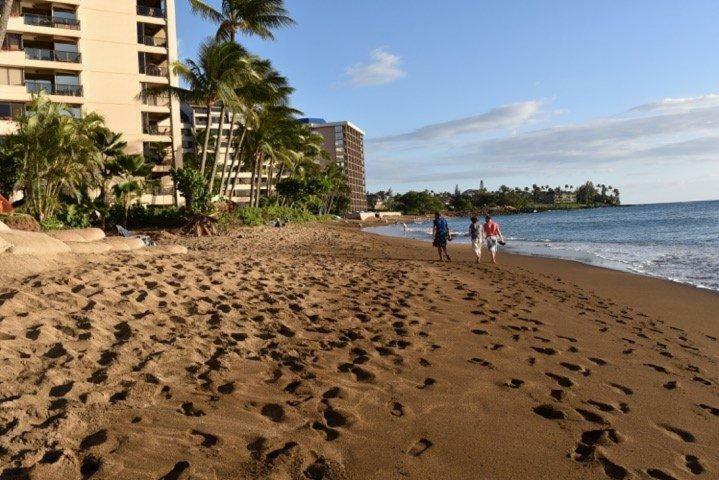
[{"xmin": 116, "ymin": 225, "xmax": 156, "ymax": 247}]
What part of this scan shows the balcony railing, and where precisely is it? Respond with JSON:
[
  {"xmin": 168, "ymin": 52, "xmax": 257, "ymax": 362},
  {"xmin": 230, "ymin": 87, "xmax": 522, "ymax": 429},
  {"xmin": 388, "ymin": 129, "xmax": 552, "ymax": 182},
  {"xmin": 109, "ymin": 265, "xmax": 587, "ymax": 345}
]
[
  {"xmin": 26, "ymin": 81, "xmax": 83, "ymax": 97},
  {"xmin": 139, "ymin": 35, "xmax": 167, "ymax": 47},
  {"xmin": 143, "ymin": 125, "xmax": 172, "ymax": 135},
  {"xmin": 25, "ymin": 48, "xmax": 81, "ymax": 63},
  {"xmin": 137, "ymin": 5, "xmax": 166, "ymax": 18},
  {"xmin": 141, "ymin": 93, "xmax": 171, "ymax": 107},
  {"xmin": 23, "ymin": 14, "xmax": 80, "ymax": 30},
  {"xmin": 142, "ymin": 64, "xmax": 168, "ymax": 77}
]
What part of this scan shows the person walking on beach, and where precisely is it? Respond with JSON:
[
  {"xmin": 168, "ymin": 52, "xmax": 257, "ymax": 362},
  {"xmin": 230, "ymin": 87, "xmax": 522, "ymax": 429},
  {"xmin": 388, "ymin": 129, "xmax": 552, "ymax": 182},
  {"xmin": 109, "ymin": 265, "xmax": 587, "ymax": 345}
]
[
  {"xmin": 469, "ymin": 216, "xmax": 484, "ymax": 263},
  {"xmin": 433, "ymin": 211, "xmax": 452, "ymax": 262},
  {"xmin": 483, "ymin": 215, "xmax": 504, "ymax": 263}
]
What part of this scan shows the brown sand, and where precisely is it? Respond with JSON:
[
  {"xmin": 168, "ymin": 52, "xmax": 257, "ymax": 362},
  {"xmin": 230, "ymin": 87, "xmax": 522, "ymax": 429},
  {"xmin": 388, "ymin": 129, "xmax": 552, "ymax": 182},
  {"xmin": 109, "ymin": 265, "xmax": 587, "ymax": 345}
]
[{"xmin": 0, "ymin": 224, "xmax": 717, "ymax": 480}]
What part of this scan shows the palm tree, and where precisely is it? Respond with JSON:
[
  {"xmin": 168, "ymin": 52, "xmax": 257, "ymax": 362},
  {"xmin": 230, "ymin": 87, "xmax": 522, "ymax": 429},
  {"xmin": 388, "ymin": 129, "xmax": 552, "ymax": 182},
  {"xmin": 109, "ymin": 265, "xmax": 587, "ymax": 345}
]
[
  {"xmin": 145, "ymin": 39, "xmax": 249, "ymax": 176},
  {"xmin": 4, "ymin": 95, "xmax": 104, "ymax": 221},
  {"xmin": 110, "ymin": 154, "xmax": 154, "ymax": 227},
  {"xmin": 189, "ymin": 0, "xmax": 295, "ymax": 42},
  {"xmin": 91, "ymin": 128, "xmax": 128, "ymax": 228},
  {"xmin": 222, "ymin": 61, "xmax": 295, "ymax": 200}
]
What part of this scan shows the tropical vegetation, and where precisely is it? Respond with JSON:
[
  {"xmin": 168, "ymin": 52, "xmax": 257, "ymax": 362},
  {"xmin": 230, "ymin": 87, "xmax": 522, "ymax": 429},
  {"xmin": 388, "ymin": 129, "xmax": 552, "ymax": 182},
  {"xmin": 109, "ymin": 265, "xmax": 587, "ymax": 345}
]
[{"xmin": 369, "ymin": 181, "xmax": 621, "ymax": 215}]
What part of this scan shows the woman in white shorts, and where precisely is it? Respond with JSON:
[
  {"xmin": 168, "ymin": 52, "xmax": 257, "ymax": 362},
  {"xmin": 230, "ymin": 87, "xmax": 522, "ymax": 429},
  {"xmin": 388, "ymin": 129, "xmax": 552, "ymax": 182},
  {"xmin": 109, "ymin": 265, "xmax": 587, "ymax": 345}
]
[
  {"xmin": 469, "ymin": 216, "xmax": 483, "ymax": 263},
  {"xmin": 482, "ymin": 215, "xmax": 504, "ymax": 264}
]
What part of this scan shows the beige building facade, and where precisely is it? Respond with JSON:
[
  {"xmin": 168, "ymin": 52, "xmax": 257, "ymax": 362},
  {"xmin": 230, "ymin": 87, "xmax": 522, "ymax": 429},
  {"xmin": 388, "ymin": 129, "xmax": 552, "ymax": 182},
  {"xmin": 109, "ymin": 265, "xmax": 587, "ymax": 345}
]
[{"xmin": 0, "ymin": 0, "xmax": 183, "ymax": 205}]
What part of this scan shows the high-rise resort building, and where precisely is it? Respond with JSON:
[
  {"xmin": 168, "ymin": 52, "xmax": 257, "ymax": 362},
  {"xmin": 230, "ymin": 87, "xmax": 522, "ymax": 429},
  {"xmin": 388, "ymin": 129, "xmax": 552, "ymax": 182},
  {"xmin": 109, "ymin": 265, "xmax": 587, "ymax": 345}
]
[
  {"xmin": 299, "ymin": 118, "xmax": 367, "ymax": 212},
  {"xmin": 0, "ymin": 0, "xmax": 183, "ymax": 205},
  {"xmin": 180, "ymin": 103, "xmax": 276, "ymax": 204}
]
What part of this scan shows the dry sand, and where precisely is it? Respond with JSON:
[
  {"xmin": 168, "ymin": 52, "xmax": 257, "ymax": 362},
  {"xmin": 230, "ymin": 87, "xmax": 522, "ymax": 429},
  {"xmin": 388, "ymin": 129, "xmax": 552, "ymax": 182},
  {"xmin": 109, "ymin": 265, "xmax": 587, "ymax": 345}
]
[{"xmin": 0, "ymin": 224, "xmax": 717, "ymax": 480}]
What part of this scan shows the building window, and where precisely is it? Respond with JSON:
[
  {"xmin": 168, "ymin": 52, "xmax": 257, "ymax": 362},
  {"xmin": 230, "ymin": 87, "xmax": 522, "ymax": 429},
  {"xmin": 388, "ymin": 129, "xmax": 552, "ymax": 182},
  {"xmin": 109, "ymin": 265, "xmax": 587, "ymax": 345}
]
[
  {"xmin": 0, "ymin": 102, "xmax": 25, "ymax": 120},
  {"xmin": 0, "ymin": 67, "xmax": 23, "ymax": 86}
]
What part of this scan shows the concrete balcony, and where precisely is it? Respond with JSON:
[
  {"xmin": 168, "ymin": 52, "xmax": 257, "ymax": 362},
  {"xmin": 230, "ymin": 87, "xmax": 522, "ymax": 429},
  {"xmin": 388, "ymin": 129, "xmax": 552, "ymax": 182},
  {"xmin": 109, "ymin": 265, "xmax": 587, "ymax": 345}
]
[
  {"xmin": 8, "ymin": 15, "xmax": 81, "ymax": 38},
  {"xmin": 0, "ymin": 82, "xmax": 84, "ymax": 105},
  {"xmin": 23, "ymin": 13, "xmax": 80, "ymax": 30},
  {"xmin": 26, "ymin": 80, "xmax": 83, "ymax": 97}
]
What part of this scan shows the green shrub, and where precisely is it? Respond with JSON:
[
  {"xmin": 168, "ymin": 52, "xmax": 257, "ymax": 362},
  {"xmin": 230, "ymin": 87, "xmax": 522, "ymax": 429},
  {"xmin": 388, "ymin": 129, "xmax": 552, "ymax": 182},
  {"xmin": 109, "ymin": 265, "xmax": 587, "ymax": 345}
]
[
  {"xmin": 170, "ymin": 167, "xmax": 212, "ymax": 215},
  {"xmin": 55, "ymin": 204, "xmax": 91, "ymax": 229},
  {"xmin": 39, "ymin": 217, "xmax": 65, "ymax": 231},
  {"xmin": 107, "ymin": 204, "xmax": 185, "ymax": 229},
  {"xmin": 219, "ymin": 206, "xmax": 320, "ymax": 229}
]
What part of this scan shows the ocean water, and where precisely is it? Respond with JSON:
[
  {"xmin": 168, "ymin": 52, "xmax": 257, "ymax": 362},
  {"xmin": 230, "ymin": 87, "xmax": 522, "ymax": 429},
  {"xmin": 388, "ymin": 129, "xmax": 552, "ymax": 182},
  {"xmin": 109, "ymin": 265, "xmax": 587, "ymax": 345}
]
[{"xmin": 364, "ymin": 200, "xmax": 719, "ymax": 292}]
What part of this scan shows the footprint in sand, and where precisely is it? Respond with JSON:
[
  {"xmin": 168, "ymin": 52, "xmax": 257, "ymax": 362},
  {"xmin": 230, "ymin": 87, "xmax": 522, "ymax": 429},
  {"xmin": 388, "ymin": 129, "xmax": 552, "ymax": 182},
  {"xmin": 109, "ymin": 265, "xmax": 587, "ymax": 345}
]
[
  {"xmin": 44, "ymin": 343, "xmax": 67, "ymax": 359},
  {"xmin": 657, "ymin": 424, "xmax": 695, "ymax": 443},
  {"xmin": 80, "ymin": 455, "xmax": 102, "ymax": 479},
  {"xmin": 545, "ymin": 372, "xmax": 574, "ymax": 388},
  {"xmin": 179, "ymin": 402, "xmax": 205, "ymax": 417},
  {"xmin": 608, "ymin": 383, "xmax": 633, "ymax": 396},
  {"xmin": 597, "ymin": 455, "xmax": 629, "ymax": 479},
  {"xmin": 80, "ymin": 430, "xmax": 108, "ymax": 450},
  {"xmin": 469, "ymin": 358, "xmax": 493, "ymax": 368},
  {"xmin": 191, "ymin": 430, "xmax": 219, "ymax": 447},
  {"xmin": 572, "ymin": 428, "xmax": 622, "ymax": 462},
  {"xmin": 261, "ymin": 403, "xmax": 285, "ymax": 423},
  {"xmin": 407, "ymin": 438, "xmax": 432, "ymax": 457},
  {"xmin": 533, "ymin": 404, "xmax": 566, "ymax": 420},
  {"xmin": 646, "ymin": 468, "xmax": 679, "ymax": 480},
  {"xmin": 217, "ymin": 382, "xmax": 235, "ymax": 394},
  {"xmin": 684, "ymin": 455, "xmax": 704, "ymax": 475},
  {"xmin": 507, "ymin": 379, "xmax": 524, "ymax": 389},
  {"xmin": 49, "ymin": 382, "xmax": 73, "ymax": 397},
  {"xmin": 698, "ymin": 403, "xmax": 719, "ymax": 416},
  {"xmin": 417, "ymin": 378, "xmax": 436, "ymax": 389},
  {"xmin": 575, "ymin": 408, "xmax": 607, "ymax": 424},
  {"xmin": 158, "ymin": 461, "xmax": 190, "ymax": 480}
]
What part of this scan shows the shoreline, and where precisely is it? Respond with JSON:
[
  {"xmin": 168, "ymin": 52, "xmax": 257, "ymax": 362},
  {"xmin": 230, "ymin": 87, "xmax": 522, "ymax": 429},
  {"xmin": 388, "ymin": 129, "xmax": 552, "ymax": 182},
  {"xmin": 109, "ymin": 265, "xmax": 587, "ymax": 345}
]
[
  {"xmin": 356, "ymin": 227, "xmax": 719, "ymax": 331},
  {"xmin": 362, "ymin": 210, "xmax": 719, "ymax": 294},
  {"xmin": 0, "ymin": 224, "xmax": 717, "ymax": 479}
]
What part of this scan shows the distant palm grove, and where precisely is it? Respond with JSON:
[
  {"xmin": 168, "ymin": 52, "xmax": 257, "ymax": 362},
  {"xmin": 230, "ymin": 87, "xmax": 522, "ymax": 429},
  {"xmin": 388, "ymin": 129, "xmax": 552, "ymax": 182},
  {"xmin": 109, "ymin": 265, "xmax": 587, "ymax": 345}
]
[
  {"xmin": 0, "ymin": 0, "xmax": 350, "ymax": 232},
  {"xmin": 367, "ymin": 181, "xmax": 621, "ymax": 215}
]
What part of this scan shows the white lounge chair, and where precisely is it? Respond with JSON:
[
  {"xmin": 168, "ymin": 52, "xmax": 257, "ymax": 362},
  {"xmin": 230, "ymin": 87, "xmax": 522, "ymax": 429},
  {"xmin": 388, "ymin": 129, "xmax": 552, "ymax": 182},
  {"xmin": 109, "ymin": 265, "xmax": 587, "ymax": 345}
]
[{"xmin": 116, "ymin": 225, "xmax": 156, "ymax": 247}]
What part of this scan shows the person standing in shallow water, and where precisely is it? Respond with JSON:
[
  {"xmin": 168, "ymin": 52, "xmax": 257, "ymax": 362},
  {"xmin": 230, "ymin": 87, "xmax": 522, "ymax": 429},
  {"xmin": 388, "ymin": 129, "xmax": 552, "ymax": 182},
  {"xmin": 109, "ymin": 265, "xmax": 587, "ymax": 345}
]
[
  {"xmin": 469, "ymin": 216, "xmax": 484, "ymax": 263},
  {"xmin": 483, "ymin": 214, "xmax": 504, "ymax": 263},
  {"xmin": 432, "ymin": 211, "xmax": 452, "ymax": 261}
]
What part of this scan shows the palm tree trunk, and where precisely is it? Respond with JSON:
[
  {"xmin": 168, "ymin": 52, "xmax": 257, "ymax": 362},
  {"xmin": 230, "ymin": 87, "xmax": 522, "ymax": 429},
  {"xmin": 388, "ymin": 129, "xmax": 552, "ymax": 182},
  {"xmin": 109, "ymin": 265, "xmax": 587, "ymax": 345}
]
[
  {"xmin": 274, "ymin": 164, "xmax": 285, "ymax": 199},
  {"xmin": 256, "ymin": 154, "xmax": 264, "ymax": 207},
  {"xmin": 207, "ymin": 104, "xmax": 226, "ymax": 193},
  {"xmin": 0, "ymin": 0, "xmax": 14, "ymax": 47},
  {"xmin": 217, "ymin": 111, "xmax": 237, "ymax": 197},
  {"xmin": 199, "ymin": 101, "xmax": 213, "ymax": 175},
  {"xmin": 225, "ymin": 127, "xmax": 247, "ymax": 199},
  {"xmin": 248, "ymin": 153, "xmax": 257, "ymax": 207},
  {"xmin": 266, "ymin": 157, "xmax": 275, "ymax": 199},
  {"xmin": 252, "ymin": 153, "xmax": 263, "ymax": 207}
]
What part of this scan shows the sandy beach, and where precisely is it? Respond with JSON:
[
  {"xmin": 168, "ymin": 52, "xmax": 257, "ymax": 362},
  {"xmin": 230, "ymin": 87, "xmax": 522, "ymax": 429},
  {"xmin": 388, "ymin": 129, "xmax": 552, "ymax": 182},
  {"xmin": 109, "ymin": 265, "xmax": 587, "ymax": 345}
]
[{"xmin": 0, "ymin": 223, "xmax": 717, "ymax": 480}]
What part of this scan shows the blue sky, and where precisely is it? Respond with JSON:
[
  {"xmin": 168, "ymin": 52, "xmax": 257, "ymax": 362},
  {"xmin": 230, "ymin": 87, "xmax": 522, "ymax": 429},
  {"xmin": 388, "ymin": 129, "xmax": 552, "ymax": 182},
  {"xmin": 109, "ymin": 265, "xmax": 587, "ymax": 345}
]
[{"xmin": 176, "ymin": 0, "xmax": 719, "ymax": 204}]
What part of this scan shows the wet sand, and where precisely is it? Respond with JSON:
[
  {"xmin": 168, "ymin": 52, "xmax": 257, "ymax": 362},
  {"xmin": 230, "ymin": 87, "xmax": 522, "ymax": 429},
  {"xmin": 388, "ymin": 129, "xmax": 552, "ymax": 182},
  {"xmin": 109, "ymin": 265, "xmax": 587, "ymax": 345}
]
[{"xmin": 0, "ymin": 224, "xmax": 717, "ymax": 479}]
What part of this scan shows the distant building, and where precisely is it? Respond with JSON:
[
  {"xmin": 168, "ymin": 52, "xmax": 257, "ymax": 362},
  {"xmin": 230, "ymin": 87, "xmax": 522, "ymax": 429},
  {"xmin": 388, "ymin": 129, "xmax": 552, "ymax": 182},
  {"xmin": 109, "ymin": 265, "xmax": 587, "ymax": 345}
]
[
  {"xmin": 300, "ymin": 118, "xmax": 367, "ymax": 212},
  {"xmin": 553, "ymin": 192, "xmax": 577, "ymax": 204}
]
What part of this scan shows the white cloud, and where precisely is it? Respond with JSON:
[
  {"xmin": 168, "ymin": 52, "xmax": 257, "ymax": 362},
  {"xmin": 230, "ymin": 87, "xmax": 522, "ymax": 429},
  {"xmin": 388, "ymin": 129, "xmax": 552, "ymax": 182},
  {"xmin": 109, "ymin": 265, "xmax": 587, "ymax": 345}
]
[
  {"xmin": 628, "ymin": 94, "xmax": 719, "ymax": 113},
  {"xmin": 344, "ymin": 47, "xmax": 406, "ymax": 88},
  {"xmin": 370, "ymin": 101, "xmax": 543, "ymax": 146},
  {"xmin": 365, "ymin": 94, "xmax": 719, "ymax": 203}
]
